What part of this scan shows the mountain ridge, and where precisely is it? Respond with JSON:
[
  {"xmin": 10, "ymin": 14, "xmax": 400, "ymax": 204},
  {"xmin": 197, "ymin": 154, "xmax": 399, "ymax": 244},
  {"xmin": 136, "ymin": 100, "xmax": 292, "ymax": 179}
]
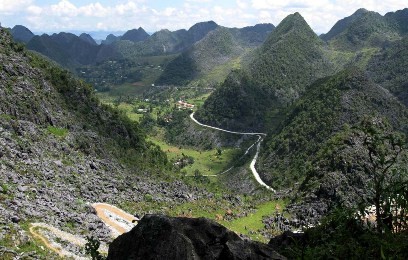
[{"xmin": 156, "ymin": 23, "xmax": 274, "ymax": 86}]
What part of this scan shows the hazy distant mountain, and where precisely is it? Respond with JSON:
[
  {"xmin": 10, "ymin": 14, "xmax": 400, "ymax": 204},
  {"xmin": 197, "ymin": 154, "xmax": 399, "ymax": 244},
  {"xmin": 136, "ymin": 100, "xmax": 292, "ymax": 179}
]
[
  {"xmin": 27, "ymin": 32, "xmax": 100, "ymax": 69},
  {"xmin": 236, "ymin": 23, "xmax": 275, "ymax": 46},
  {"xmin": 79, "ymin": 33, "xmax": 97, "ymax": 46},
  {"xmin": 101, "ymin": 33, "xmax": 121, "ymax": 45},
  {"xmin": 11, "ymin": 25, "xmax": 35, "ymax": 43},
  {"xmin": 121, "ymin": 27, "xmax": 149, "ymax": 42},
  {"xmin": 156, "ymin": 23, "xmax": 275, "ymax": 85},
  {"xmin": 139, "ymin": 21, "xmax": 219, "ymax": 55},
  {"xmin": 104, "ymin": 21, "xmax": 219, "ymax": 59},
  {"xmin": 57, "ymin": 30, "xmax": 126, "ymax": 42}
]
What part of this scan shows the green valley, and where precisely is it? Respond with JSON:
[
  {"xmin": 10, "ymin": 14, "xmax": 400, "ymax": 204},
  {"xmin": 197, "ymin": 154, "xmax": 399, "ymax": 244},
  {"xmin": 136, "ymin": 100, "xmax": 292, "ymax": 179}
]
[{"xmin": 2, "ymin": 5, "xmax": 408, "ymax": 259}]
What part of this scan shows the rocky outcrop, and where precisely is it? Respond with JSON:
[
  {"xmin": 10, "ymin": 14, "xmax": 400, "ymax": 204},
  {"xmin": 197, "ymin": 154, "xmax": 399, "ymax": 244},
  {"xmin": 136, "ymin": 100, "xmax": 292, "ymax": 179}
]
[{"xmin": 107, "ymin": 214, "xmax": 286, "ymax": 260}]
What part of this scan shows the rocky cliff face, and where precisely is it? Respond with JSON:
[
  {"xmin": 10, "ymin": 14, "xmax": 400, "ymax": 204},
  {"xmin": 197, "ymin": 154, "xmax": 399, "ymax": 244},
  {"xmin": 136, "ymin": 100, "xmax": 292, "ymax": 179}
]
[
  {"xmin": 0, "ymin": 26, "xmax": 210, "ymax": 255},
  {"xmin": 107, "ymin": 214, "xmax": 286, "ymax": 260}
]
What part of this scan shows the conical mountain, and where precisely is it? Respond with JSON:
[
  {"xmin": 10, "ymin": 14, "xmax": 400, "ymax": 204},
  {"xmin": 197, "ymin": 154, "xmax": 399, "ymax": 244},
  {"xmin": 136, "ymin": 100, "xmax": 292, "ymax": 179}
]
[
  {"xmin": 249, "ymin": 12, "xmax": 333, "ymax": 101},
  {"xmin": 121, "ymin": 27, "xmax": 149, "ymax": 42},
  {"xmin": 11, "ymin": 25, "xmax": 34, "ymax": 43},
  {"xmin": 130, "ymin": 29, "xmax": 188, "ymax": 55},
  {"xmin": 79, "ymin": 33, "xmax": 97, "ymax": 45},
  {"xmin": 195, "ymin": 13, "xmax": 334, "ymax": 131},
  {"xmin": 102, "ymin": 33, "xmax": 120, "ymax": 45},
  {"xmin": 187, "ymin": 21, "xmax": 218, "ymax": 43}
]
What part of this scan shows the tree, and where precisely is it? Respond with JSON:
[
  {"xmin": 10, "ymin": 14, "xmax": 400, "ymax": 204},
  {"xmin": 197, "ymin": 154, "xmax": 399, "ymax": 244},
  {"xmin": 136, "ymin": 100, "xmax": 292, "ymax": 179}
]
[
  {"xmin": 216, "ymin": 147, "xmax": 222, "ymax": 156},
  {"xmin": 358, "ymin": 117, "xmax": 405, "ymax": 234},
  {"xmin": 194, "ymin": 169, "xmax": 209, "ymax": 184},
  {"xmin": 85, "ymin": 236, "xmax": 104, "ymax": 260}
]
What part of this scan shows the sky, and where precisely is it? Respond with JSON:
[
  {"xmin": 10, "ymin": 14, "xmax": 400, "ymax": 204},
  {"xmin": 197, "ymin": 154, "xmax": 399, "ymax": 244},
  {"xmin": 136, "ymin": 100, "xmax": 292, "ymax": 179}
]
[{"xmin": 0, "ymin": 0, "xmax": 406, "ymax": 35}]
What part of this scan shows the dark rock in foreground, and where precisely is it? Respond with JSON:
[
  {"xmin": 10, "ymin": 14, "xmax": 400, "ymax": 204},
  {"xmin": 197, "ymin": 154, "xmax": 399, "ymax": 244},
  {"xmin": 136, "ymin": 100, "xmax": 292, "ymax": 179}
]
[{"xmin": 107, "ymin": 214, "xmax": 286, "ymax": 260}]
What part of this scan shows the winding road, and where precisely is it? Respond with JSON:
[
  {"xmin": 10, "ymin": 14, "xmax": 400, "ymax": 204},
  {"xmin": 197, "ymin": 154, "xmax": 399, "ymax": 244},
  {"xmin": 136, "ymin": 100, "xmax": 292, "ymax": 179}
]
[
  {"xmin": 190, "ymin": 112, "xmax": 275, "ymax": 192},
  {"xmin": 28, "ymin": 114, "xmax": 276, "ymax": 258}
]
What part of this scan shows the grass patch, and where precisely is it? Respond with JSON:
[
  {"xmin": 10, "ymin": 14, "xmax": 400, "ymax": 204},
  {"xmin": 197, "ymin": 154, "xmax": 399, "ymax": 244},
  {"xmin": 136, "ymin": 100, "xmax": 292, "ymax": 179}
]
[
  {"xmin": 198, "ymin": 55, "xmax": 243, "ymax": 84},
  {"xmin": 222, "ymin": 200, "xmax": 288, "ymax": 242},
  {"xmin": 47, "ymin": 126, "xmax": 68, "ymax": 138},
  {"xmin": 168, "ymin": 198, "xmax": 229, "ymax": 219},
  {"xmin": 119, "ymin": 195, "xmax": 288, "ymax": 244},
  {"xmin": 148, "ymin": 136, "xmax": 240, "ymax": 176},
  {"xmin": 186, "ymin": 93, "xmax": 211, "ymax": 109}
]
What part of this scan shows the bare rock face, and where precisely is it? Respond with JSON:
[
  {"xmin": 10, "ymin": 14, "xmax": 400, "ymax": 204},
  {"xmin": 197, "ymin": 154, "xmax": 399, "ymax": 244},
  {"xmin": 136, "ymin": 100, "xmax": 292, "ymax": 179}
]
[{"xmin": 107, "ymin": 214, "xmax": 286, "ymax": 260}]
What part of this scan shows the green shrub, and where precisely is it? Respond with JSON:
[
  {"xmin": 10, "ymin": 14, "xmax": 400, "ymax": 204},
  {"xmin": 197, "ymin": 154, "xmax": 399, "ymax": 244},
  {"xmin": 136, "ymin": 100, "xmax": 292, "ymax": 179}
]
[
  {"xmin": 85, "ymin": 236, "xmax": 105, "ymax": 260},
  {"xmin": 0, "ymin": 183, "xmax": 9, "ymax": 193},
  {"xmin": 47, "ymin": 126, "xmax": 68, "ymax": 137},
  {"xmin": 144, "ymin": 194, "xmax": 153, "ymax": 202}
]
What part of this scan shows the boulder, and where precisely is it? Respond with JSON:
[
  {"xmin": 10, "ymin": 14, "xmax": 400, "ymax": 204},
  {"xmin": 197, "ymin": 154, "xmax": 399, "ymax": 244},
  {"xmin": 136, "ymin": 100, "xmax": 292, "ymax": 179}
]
[
  {"xmin": 107, "ymin": 214, "xmax": 286, "ymax": 260},
  {"xmin": 268, "ymin": 231, "xmax": 305, "ymax": 249},
  {"xmin": 11, "ymin": 216, "xmax": 20, "ymax": 223}
]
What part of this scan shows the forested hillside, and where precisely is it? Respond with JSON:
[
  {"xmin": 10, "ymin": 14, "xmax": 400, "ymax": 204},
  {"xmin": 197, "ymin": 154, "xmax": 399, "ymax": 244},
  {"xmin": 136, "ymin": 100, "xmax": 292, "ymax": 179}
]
[
  {"xmin": 321, "ymin": 9, "xmax": 400, "ymax": 50},
  {"xmin": 195, "ymin": 13, "xmax": 334, "ymax": 131},
  {"xmin": 366, "ymin": 36, "xmax": 408, "ymax": 106},
  {"xmin": 258, "ymin": 68, "xmax": 408, "ymax": 188}
]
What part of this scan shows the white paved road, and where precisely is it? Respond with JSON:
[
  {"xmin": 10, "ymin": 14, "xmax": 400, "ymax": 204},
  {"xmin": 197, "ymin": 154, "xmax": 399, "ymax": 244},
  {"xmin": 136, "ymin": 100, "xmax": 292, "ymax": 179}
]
[{"xmin": 190, "ymin": 112, "xmax": 275, "ymax": 192}]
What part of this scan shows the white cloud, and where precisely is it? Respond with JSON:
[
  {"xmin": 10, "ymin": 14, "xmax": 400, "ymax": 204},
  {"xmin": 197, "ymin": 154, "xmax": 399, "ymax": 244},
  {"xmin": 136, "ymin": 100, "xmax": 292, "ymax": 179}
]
[
  {"xmin": 162, "ymin": 7, "xmax": 176, "ymax": 17},
  {"xmin": 26, "ymin": 5, "xmax": 42, "ymax": 16},
  {"xmin": 0, "ymin": 0, "xmax": 32, "ymax": 13},
  {"xmin": 79, "ymin": 3, "xmax": 109, "ymax": 17},
  {"xmin": 96, "ymin": 22, "xmax": 106, "ymax": 30},
  {"xmin": 50, "ymin": 0, "xmax": 78, "ymax": 17},
  {"xmin": 259, "ymin": 11, "xmax": 272, "ymax": 22},
  {"xmin": 1, "ymin": 0, "xmax": 407, "ymax": 34},
  {"xmin": 115, "ymin": 1, "xmax": 141, "ymax": 15},
  {"xmin": 236, "ymin": 0, "xmax": 249, "ymax": 9},
  {"xmin": 252, "ymin": 0, "xmax": 292, "ymax": 9},
  {"xmin": 248, "ymin": 0, "xmax": 408, "ymax": 34},
  {"xmin": 186, "ymin": 0, "xmax": 213, "ymax": 2}
]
